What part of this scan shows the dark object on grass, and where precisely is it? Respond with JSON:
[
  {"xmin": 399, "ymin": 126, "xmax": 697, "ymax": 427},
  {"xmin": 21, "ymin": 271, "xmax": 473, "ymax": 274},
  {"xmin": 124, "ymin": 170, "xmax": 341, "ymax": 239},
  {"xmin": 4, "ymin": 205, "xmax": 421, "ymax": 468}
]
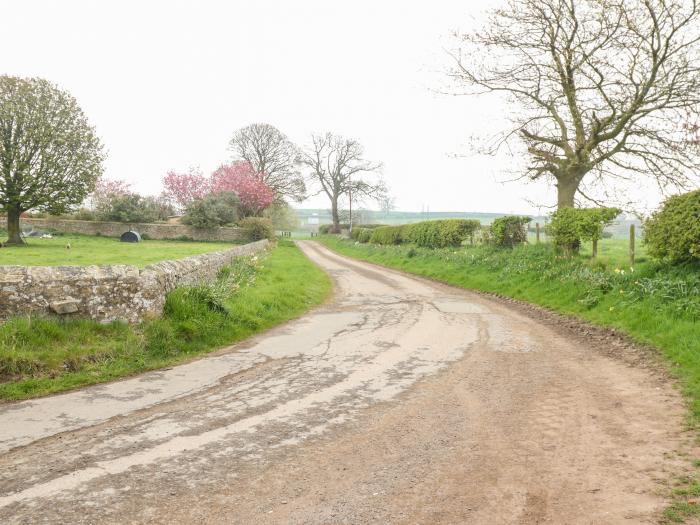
[{"xmin": 120, "ymin": 230, "xmax": 141, "ymax": 243}]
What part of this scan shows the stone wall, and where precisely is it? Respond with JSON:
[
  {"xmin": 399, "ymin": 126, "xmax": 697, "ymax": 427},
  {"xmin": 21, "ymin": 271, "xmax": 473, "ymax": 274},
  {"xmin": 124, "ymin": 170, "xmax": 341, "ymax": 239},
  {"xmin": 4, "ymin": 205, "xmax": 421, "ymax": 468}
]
[
  {"xmin": 19, "ymin": 217, "xmax": 248, "ymax": 242},
  {"xmin": 0, "ymin": 240, "xmax": 269, "ymax": 323}
]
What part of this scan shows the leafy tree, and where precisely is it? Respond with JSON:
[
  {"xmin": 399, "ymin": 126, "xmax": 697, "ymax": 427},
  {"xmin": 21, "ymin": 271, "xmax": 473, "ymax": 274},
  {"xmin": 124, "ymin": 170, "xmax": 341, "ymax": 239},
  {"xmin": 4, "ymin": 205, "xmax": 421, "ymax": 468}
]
[
  {"xmin": 299, "ymin": 132, "xmax": 384, "ymax": 233},
  {"xmin": 90, "ymin": 177, "xmax": 132, "ymax": 216},
  {"xmin": 142, "ymin": 195, "xmax": 175, "ymax": 222},
  {"xmin": 448, "ymin": 0, "xmax": 700, "ymax": 209},
  {"xmin": 0, "ymin": 76, "xmax": 105, "ymax": 244},
  {"xmin": 549, "ymin": 207, "xmax": 620, "ymax": 255},
  {"xmin": 210, "ymin": 161, "xmax": 274, "ymax": 217},
  {"xmin": 229, "ymin": 123, "xmax": 306, "ymax": 202},
  {"xmin": 181, "ymin": 192, "xmax": 240, "ymax": 229},
  {"xmin": 98, "ymin": 193, "xmax": 173, "ymax": 223}
]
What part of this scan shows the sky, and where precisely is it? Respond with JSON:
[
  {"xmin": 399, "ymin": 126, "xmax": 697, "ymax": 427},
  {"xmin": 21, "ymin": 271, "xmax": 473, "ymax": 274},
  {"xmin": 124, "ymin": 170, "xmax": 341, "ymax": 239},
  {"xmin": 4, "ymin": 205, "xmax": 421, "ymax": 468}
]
[{"xmin": 0, "ymin": 0, "xmax": 670, "ymax": 214}]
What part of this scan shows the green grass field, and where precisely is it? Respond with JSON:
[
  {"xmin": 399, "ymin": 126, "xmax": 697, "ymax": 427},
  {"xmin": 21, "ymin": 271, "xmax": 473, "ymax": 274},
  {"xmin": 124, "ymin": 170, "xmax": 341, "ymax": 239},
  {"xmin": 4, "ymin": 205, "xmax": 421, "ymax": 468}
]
[
  {"xmin": 0, "ymin": 234, "xmax": 235, "ymax": 267},
  {"xmin": 0, "ymin": 241, "xmax": 331, "ymax": 400}
]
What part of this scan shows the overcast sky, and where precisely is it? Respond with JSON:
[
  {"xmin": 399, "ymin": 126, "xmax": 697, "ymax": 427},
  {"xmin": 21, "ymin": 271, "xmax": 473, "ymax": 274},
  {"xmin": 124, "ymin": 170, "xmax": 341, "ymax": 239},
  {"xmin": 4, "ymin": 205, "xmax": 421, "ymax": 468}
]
[{"xmin": 0, "ymin": 0, "xmax": 669, "ymax": 214}]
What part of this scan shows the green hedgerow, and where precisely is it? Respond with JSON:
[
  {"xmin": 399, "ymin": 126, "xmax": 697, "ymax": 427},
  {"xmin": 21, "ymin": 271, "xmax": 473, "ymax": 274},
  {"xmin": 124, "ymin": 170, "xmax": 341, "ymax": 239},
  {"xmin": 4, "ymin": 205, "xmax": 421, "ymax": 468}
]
[
  {"xmin": 358, "ymin": 228, "xmax": 373, "ymax": 243},
  {"xmin": 370, "ymin": 225, "xmax": 405, "ymax": 245},
  {"xmin": 401, "ymin": 219, "xmax": 481, "ymax": 248},
  {"xmin": 645, "ymin": 189, "xmax": 700, "ymax": 265},
  {"xmin": 490, "ymin": 215, "xmax": 531, "ymax": 247}
]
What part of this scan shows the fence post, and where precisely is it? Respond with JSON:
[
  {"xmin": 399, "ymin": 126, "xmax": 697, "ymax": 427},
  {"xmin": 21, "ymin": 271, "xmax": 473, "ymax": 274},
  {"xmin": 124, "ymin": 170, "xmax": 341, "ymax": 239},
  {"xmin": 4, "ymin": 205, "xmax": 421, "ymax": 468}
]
[
  {"xmin": 629, "ymin": 224, "xmax": 635, "ymax": 267},
  {"xmin": 536, "ymin": 222, "xmax": 540, "ymax": 244}
]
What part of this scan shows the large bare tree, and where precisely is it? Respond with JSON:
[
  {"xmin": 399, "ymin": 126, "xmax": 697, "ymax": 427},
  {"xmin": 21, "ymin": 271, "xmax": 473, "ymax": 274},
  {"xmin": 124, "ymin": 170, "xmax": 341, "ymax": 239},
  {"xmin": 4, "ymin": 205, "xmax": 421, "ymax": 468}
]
[
  {"xmin": 300, "ymin": 133, "xmax": 384, "ymax": 232},
  {"xmin": 229, "ymin": 123, "xmax": 306, "ymax": 202},
  {"xmin": 448, "ymin": 0, "xmax": 700, "ymax": 209}
]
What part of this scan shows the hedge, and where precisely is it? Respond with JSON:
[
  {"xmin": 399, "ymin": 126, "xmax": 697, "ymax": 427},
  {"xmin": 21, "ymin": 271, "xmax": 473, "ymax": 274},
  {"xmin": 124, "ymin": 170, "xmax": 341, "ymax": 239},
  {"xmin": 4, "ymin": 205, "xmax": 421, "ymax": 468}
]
[
  {"xmin": 319, "ymin": 224, "xmax": 350, "ymax": 234},
  {"xmin": 350, "ymin": 224, "xmax": 385, "ymax": 240},
  {"xmin": 402, "ymin": 219, "xmax": 480, "ymax": 248},
  {"xmin": 358, "ymin": 228, "xmax": 373, "ymax": 243},
  {"xmin": 237, "ymin": 217, "xmax": 275, "ymax": 241},
  {"xmin": 366, "ymin": 220, "xmax": 481, "ymax": 248},
  {"xmin": 370, "ymin": 225, "xmax": 405, "ymax": 245},
  {"xmin": 490, "ymin": 216, "xmax": 531, "ymax": 247},
  {"xmin": 645, "ymin": 189, "xmax": 700, "ymax": 264}
]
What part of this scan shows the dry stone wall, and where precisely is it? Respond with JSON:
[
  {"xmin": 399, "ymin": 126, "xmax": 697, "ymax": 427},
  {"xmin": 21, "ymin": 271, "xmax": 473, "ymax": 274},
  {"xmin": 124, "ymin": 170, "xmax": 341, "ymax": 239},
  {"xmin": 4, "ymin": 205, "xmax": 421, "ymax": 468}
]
[
  {"xmin": 0, "ymin": 240, "xmax": 269, "ymax": 323},
  {"xmin": 20, "ymin": 217, "xmax": 248, "ymax": 242}
]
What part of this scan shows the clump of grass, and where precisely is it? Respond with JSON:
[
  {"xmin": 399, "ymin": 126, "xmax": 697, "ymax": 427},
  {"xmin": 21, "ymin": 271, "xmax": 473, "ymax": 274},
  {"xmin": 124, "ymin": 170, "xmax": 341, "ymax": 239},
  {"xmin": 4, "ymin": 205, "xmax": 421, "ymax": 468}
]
[
  {"xmin": 663, "ymin": 475, "xmax": 700, "ymax": 523},
  {"xmin": 0, "ymin": 242, "xmax": 331, "ymax": 400}
]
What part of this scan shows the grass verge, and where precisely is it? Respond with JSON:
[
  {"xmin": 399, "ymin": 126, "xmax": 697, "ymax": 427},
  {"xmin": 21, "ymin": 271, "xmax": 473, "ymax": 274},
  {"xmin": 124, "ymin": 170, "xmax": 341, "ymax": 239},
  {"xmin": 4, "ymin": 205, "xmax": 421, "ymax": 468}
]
[
  {"xmin": 319, "ymin": 236, "xmax": 700, "ymax": 522},
  {"xmin": 0, "ymin": 241, "xmax": 331, "ymax": 400}
]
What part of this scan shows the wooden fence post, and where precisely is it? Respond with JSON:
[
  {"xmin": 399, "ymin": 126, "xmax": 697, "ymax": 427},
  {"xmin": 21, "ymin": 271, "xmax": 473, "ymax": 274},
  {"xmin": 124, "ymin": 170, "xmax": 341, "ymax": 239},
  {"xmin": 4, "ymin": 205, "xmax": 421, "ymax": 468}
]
[
  {"xmin": 629, "ymin": 224, "xmax": 635, "ymax": 267},
  {"xmin": 536, "ymin": 222, "xmax": 540, "ymax": 244}
]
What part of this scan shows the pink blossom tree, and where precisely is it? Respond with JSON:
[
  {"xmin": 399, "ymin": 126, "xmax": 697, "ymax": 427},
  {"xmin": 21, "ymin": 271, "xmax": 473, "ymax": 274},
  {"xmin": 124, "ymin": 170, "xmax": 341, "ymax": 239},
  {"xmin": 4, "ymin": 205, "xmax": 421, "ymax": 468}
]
[
  {"xmin": 210, "ymin": 161, "xmax": 274, "ymax": 217},
  {"xmin": 89, "ymin": 178, "xmax": 132, "ymax": 213},
  {"xmin": 162, "ymin": 168, "xmax": 211, "ymax": 210}
]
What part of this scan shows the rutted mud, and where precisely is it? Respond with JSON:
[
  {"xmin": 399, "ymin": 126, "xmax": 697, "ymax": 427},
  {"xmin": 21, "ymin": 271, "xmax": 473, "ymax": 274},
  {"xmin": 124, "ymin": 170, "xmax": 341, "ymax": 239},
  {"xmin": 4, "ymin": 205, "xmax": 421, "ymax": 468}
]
[{"xmin": 0, "ymin": 241, "xmax": 692, "ymax": 524}]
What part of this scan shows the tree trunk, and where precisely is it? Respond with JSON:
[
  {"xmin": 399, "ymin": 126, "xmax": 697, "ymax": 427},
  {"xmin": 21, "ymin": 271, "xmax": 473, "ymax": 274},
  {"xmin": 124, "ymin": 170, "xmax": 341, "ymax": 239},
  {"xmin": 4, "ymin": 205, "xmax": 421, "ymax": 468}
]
[
  {"xmin": 556, "ymin": 177, "xmax": 579, "ymax": 209},
  {"xmin": 557, "ymin": 174, "xmax": 582, "ymax": 255},
  {"xmin": 5, "ymin": 207, "xmax": 24, "ymax": 245},
  {"xmin": 592, "ymin": 238, "xmax": 598, "ymax": 258},
  {"xmin": 330, "ymin": 197, "xmax": 340, "ymax": 233}
]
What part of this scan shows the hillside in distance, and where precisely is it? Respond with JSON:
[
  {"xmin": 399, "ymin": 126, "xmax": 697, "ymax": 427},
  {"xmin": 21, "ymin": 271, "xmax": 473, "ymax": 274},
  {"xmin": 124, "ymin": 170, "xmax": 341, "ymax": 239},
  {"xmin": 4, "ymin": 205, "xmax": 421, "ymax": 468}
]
[{"xmin": 293, "ymin": 208, "xmax": 641, "ymax": 239}]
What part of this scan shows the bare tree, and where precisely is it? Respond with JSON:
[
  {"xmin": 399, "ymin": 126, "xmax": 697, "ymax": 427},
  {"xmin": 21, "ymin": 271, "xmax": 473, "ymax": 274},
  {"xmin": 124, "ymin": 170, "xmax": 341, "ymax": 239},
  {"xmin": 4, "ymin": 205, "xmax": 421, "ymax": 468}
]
[
  {"xmin": 300, "ymin": 133, "xmax": 384, "ymax": 232},
  {"xmin": 229, "ymin": 123, "xmax": 306, "ymax": 202},
  {"xmin": 379, "ymin": 194, "xmax": 396, "ymax": 216},
  {"xmin": 448, "ymin": 0, "xmax": 700, "ymax": 209}
]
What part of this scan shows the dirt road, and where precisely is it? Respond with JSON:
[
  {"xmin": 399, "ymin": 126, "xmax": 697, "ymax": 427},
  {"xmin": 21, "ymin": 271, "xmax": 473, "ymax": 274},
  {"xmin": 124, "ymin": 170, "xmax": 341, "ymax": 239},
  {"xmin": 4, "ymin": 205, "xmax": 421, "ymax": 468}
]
[{"xmin": 0, "ymin": 241, "xmax": 691, "ymax": 524}]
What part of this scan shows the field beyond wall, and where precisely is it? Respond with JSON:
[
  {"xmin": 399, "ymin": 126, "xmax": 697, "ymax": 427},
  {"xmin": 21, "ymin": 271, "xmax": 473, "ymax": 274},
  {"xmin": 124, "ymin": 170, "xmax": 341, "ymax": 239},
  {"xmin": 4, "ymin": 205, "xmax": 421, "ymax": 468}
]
[{"xmin": 0, "ymin": 234, "xmax": 235, "ymax": 267}]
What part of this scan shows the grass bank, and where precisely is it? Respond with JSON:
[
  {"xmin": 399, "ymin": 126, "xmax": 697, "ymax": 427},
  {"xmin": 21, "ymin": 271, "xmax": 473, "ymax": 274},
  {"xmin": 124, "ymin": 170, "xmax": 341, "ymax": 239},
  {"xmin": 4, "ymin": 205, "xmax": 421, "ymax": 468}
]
[
  {"xmin": 0, "ymin": 241, "xmax": 331, "ymax": 400},
  {"xmin": 0, "ymin": 234, "xmax": 235, "ymax": 267}
]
